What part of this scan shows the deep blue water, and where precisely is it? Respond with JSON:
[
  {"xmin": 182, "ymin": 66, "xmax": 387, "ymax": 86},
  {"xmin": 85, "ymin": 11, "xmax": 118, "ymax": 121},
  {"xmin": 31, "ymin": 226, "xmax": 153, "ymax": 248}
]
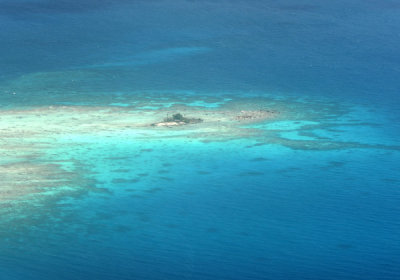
[{"xmin": 0, "ymin": 1, "xmax": 399, "ymax": 279}]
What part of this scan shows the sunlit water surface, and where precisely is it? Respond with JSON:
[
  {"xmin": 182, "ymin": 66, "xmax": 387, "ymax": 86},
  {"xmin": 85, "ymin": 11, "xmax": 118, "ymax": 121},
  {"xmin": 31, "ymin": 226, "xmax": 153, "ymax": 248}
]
[{"xmin": 0, "ymin": 1, "xmax": 399, "ymax": 279}]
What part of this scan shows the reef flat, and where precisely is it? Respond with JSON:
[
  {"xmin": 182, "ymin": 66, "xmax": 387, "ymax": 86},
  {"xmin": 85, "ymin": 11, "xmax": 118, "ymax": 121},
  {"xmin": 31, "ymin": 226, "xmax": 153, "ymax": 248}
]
[
  {"xmin": 0, "ymin": 94, "xmax": 398, "ymax": 223},
  {"xmin": 0, "ymin": 96, "xmax": 274, "ymax": 203},
  {"xmin": 0, "ymin": 91, "xmax": 399, "ymax": 280}
]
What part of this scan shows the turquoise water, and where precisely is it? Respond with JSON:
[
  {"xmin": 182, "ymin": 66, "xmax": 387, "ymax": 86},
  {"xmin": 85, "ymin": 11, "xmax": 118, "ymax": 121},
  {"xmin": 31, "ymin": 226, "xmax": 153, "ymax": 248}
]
[{"xmin": 1, "ymin": 1, "xmax": 399, "ymax": 279}]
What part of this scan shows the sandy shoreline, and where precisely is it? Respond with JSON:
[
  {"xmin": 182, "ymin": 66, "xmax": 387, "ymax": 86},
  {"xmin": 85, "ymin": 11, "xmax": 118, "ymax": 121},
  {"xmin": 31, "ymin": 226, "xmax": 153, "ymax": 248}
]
[
  {"xmin": 0, "ymin": 99, "xmax": 281, "ymax": 203},
  {"xmin": 0, "ymin": 102, "xmax": 279, "ymax": 141},
  {"xmin": 2, "ymin": 95, "xmax": 387, "ymax": 204}
]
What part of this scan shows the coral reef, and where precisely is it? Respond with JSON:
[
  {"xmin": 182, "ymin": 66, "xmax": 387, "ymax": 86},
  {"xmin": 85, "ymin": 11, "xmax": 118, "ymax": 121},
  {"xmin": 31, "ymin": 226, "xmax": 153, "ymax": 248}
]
[{"xmin": 235, "ymin": 110, "xmax": 279, "ymax": 121}]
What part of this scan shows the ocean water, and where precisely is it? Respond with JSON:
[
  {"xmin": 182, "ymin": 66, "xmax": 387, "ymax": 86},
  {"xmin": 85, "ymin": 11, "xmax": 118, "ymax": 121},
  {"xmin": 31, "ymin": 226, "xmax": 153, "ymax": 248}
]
[{"xmin": 0, "ymin": 1, "xmax": 399, "ymax": 279}]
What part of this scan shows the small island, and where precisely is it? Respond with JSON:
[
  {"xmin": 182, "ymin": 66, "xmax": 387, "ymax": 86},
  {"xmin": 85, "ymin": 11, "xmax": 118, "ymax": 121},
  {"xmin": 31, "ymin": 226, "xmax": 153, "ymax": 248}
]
[{"xmin": 151, "ymin": 113, "xmax": 203, "ymax": 127}]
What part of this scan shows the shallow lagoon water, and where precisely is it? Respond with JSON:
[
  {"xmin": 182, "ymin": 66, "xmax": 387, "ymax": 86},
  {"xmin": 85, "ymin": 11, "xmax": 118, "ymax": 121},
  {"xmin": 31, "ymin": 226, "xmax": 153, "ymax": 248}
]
[
  {"xmin": 1, "ymin": 92, "xmax": 399, "ymax": 279},
  {"xmin": 1, "ymin": 1, "xmax": 400, "ymax": 279}
]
